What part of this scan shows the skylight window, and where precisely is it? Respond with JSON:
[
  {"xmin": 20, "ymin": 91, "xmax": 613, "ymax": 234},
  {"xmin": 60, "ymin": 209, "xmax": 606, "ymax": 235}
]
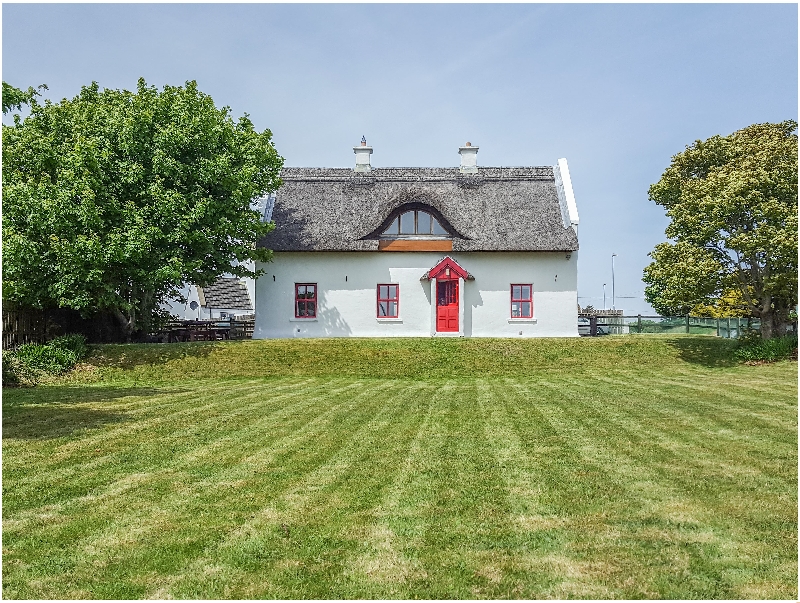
[{"xmin": 382, "ymin": 210, "xmax": 448, "ymax": 237}]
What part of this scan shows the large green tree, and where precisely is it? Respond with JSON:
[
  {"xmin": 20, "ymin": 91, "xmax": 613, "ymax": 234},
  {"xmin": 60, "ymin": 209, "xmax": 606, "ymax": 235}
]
[
  {"xmin": 643, "ymin": 120, "xmax": 797, "ymax": 338},
  {"xmin": 3, "ymin": 79, "xmax": 282, "ymax": 339}
]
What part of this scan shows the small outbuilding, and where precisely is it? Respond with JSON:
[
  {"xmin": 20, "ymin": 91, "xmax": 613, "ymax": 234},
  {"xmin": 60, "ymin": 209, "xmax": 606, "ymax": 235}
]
[{"xmin": 163, "ymin": 276, "xmax": 254, "ymax": 321}]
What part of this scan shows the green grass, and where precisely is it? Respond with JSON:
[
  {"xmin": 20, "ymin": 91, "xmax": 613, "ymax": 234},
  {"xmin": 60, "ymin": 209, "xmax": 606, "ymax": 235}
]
[{"xmin": 3, "ymin": 336, "xmax": 797, "ymax": 598}]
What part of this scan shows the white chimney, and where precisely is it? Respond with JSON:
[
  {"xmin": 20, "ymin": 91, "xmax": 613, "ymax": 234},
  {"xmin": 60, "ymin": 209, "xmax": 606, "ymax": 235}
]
[
  {"xmin": 458, "ymin": 142, "xmax": 479, "ymax": 174},
  {"xmin": 353, "ymin": 136, "xmax": 372, "ymax": 172}
]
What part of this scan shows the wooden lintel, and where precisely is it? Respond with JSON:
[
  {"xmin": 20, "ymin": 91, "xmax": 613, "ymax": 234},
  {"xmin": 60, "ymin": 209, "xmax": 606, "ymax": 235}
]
[{"xmin": 378, "ymin": 240, "xmax": 453, "ymax": 252}]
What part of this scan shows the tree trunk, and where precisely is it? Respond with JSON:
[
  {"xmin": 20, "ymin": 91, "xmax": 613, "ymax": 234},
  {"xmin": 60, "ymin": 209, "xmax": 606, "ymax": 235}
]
[
  {"xmin": 757, "ymin": 296, "xmax": 794, "ymax": 339},
  {"xmin": 113, "ymin": 308, "xmax": 136, "ymax": 343},
  {"xmin": 773, "ymin": 303, "xmax": 791, "ymax": 338},
  {"xmin": 759, "ymin": 310, "xmax": 774, "ymax": 340}
]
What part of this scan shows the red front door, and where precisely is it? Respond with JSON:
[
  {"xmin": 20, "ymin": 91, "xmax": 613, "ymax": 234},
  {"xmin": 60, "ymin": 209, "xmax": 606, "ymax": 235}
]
[{"xmin": 436, "ymin": 280, "xmax": 459, "ymax": 332}]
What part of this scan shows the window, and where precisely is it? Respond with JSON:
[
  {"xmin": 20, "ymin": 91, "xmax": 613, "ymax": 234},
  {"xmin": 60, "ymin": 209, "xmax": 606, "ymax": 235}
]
[
  {"xmin": 295, "ymin": 283, "xmax": 317, "ymax": 318},
  {"xmin": 511, "ymin": 284, "xmax": 533, "ymax": 318},
  {"xmin": 382, "ymin": 210, "xmax": 448, "ymax": 237},
  {"xmin": 377, "ymin": 284, "xmax": 399, "ymax": 318}
]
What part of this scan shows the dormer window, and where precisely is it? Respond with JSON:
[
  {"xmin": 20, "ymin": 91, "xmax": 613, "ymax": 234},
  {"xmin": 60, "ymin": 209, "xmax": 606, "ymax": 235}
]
[
  {"xmin": 361, "ymin": 202, "xmax": 464, "ymax": 250},
  {"xmin": 382, "ymin": 210, "xmax": 449, "ymax": 238}
]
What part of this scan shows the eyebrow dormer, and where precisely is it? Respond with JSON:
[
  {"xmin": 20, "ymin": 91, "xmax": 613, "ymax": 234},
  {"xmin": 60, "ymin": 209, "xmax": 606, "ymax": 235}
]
[{"xmin": 361, "ymin": 202, "xmax": 465, "ymax": 251}]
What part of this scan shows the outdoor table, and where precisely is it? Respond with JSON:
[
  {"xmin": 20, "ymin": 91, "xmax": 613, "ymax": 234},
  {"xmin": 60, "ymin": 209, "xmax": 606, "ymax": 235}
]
[{"xmin": 158, "ymin": 320, "xmax": 235, "ymax": 342}]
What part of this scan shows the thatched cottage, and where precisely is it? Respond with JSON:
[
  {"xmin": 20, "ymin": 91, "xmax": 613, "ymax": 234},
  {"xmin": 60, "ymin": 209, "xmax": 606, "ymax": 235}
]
[{"xmin": 253, "ymin": 141, "xmax": 580, "ymax": 338}]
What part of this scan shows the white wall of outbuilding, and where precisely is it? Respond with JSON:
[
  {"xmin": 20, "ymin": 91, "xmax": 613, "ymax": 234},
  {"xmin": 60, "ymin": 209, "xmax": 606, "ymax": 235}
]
[
  {"xmin": 161, "ymin": 280, "xmax": 255, "ymax": 321},
  {"xmin": 253, "ymin": 251, "xmax": 578, "ymax": 338}
]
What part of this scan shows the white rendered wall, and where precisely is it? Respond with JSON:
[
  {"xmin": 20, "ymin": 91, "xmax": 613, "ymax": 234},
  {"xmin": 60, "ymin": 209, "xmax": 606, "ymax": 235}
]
[
  {"xmin": 254, "ymin": 251, "xmax": 578, "ymax": 338},
  {"xmin": 161, "ymin": 285, "xmax": 206, "ymax": 320}
]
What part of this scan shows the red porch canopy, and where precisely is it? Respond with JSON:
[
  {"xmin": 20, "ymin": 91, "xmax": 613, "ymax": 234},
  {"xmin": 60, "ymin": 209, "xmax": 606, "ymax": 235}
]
[{"xmin": 420, "ymin": 256, "xmax": 475, "ymax": 281}]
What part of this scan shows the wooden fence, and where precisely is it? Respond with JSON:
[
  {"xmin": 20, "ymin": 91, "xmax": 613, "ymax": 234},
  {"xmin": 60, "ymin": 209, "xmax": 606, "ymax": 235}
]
[
  {"xmin": 578, "ymin": 314, "xmax": 762, "ymax": 338},
  {"xmin": 3, "ymin": 308, "xmax": 256, "ymax": 349},
  {"xmin": 2, "ymin": 309, "xmax": 50, "ymax": 350}
]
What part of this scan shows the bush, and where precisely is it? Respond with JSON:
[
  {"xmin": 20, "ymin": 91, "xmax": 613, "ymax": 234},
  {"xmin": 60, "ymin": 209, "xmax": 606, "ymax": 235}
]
[
  {"xmin": 737, "ymin": 328, "xmax": 763, "ymax": 347},
  {"xmin": 2, "ymin": 334, "xmax": 89, "ymax": 386},
  {"xmin": 49, "ymin": 334, "xmax": 89, "ymax": 358},
  {"xmin": 735, "ymin": 334, "xmax": 798, "ymax": 363},
  {"xmin": 15, "ymin": 343, "xmax": 78, "ymax": 374},
  {"xmin": 3, "ymin": 350, "xmax": 29, "ymax": 385}
]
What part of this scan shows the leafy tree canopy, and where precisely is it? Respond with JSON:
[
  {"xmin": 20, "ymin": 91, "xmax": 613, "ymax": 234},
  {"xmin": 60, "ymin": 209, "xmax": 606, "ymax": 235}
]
[
  {"xmin": 2, "ymin": 81, "xmax": 47, "ymax": 114},
  {"xmin": 643, "ymin": 120, "xmax": 798, "ymax": 338},
  {"xmin": 3, "ymin": 79, "xmax": 283, "ymax": 339}
]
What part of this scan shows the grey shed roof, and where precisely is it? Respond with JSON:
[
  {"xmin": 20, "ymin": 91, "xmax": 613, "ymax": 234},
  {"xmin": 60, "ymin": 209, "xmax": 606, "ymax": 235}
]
[
  {"xmin": 259, "ymin": 166, "xmax": 579, "ymax": 252},
  {"xmin": 199, "ymin": 277, "xmax": 253, "ymax": 310}
]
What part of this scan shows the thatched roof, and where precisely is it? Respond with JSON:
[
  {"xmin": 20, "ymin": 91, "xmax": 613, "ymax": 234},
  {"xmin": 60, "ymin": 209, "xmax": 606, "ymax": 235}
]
[{"xmin": 259, "ymin": 166, "xmax": 579, "ymax": 252}]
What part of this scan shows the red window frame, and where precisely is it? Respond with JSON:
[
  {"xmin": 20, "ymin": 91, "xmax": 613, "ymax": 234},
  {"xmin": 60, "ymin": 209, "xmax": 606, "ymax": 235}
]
[
  {"xmin": 511, "ymin": 284, "xmax": 533, "ymax": 318},
  {"xmin": 295, "ymin": 283, "xmax": 317, "ymax": 318},
  {"xmin": 377, "ymin": 284, "xmax": 399, "ymax": 318}
]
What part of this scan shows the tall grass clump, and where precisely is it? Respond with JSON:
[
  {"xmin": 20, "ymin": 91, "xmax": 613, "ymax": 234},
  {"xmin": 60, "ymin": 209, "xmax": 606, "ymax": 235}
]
[
  {"xmin": 2, "ymin": 334, "xmax": 89, "ymax": 386},
  {"xmin": 735, "ymin": 333, "xmax": 798, "ymax": 363}
]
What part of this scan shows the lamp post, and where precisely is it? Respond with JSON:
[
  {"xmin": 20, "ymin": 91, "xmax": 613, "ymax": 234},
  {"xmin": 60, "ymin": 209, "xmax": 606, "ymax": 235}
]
[
  {"xmin": 603, "ymin": 284, "xmax": 606, "ymax": 311},
  {"xmin": 611, "ymin": 254, "xmax": 617, "ymax": 310}
]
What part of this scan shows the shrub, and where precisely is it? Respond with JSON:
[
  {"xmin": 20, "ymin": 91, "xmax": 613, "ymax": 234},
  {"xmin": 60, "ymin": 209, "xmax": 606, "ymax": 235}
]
[
  {"xmin": 15, "ymin": 343, "xmax": 79, "ymax": 375},
  {"xmin": 2, "ymin": 333, "xmax": 90, "ymax": 386},
  {"xmin": 3, "ymin": 350, "xmax": 23, "ymax": 386},
  {"xmin": 735, "ymin": 334, "xmax": 798, "ymax": 363},
  {"xmin": 49, "ymin": 334, "xmax": 89, "ymax": 359},
  {"xmin": 2, "ymin": 349, "xmax": 42, "ymax": 386},
  {"xmin": 737, "ymin": 328, "xmax": 763, "ymax": 347}
]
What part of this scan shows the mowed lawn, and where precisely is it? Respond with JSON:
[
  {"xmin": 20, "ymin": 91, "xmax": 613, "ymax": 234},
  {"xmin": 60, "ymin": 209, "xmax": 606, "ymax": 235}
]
[{"xmin": 2, "ymin": 336, "xmax": 797, "ymax": 599}]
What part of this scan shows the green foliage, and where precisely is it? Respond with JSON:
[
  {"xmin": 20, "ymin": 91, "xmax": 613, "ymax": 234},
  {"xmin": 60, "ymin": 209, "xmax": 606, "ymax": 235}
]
[
  {"xmin": 736, "ymin": 328, "xmax": 763, "ymax": 347},
  {"xmin": 49, "ymin": 334, "xmax": 89, "ymax": 359},
  {"xmin": 2, "ymin": 79, "xmax": 283, "ymax": 339},
  {"xmin": 14, "ymin": 343, "xmax": 78, "ymax": 375},
  {"xmin": 735, "ymin": 334, "xmax": 798, "ymax": 363},
  {"xmin": 2, "ymin": 351, "xmax": 32, "ymax": 386},
  {"xmin": 644, "ymin": 121, "xmax": 798, "ymax": 338},
  {"xmin": 2, "ymin": 82, "xmax": 47, "ymax": 114},
  {"xmin": 691, "ymin": 288, "xmax": 752, "ymax": 318},
  {"xmin": 643, "ymin": 241, "xmax": 722, "ymax": 315},
  {"xmin": 3, "ymin": 333, "xmax": 90, "ymax": 386}
]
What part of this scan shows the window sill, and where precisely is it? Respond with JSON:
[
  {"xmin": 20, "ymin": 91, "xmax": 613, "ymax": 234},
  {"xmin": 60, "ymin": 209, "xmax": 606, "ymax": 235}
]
[
  {"xmin": 376, "ymin": 317, "xmax": 403, "ymax": 323},
  {"xmin": 508, "ymin": 318, "xmax": 537, "ymax": 323},
  {"xmin": 289, "ymin": 317, "xmax": 318, "ymax": 322}
]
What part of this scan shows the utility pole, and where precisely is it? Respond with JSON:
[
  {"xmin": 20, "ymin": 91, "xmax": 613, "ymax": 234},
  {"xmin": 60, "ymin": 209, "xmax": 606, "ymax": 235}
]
[
  {"xmin": 603, "ymin": 284, "xmax": 606, "ymax": 310},
  {"xmin": 611, "ymin": 254, "xmax": 617, "ymax": 310}
]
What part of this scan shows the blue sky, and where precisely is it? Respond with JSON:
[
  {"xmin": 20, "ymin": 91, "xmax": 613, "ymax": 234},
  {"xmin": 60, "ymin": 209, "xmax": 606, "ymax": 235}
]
[{"xmin": 3, "ymin": 3, "xmax": 797, "ymax": 314}]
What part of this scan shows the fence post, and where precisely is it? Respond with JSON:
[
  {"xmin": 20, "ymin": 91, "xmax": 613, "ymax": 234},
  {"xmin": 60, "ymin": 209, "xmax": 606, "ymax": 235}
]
[
  {"xmin": 726, "ymin": 317, "xmax": 731, "ymax": 339},
  {"xmin": 716, "ymin": 318, "xmax": 720, "ymax": 337},
  {"xmin": 637, "ymin": 314, "xmax": 642, "ymax": 334},
  {"xmin": 589, "ymin": 316, "xmax": 597, "ymax": 337},
  {"xmin": 685, "ymin": 314, "xmax": 690, "ymax": 334}
]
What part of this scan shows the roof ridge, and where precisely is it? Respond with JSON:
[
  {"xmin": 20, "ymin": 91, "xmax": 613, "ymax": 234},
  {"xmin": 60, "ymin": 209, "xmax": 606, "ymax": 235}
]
[{"xmin": 281, "ymin": 166, "xmax": 554, "ymax": 170}]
